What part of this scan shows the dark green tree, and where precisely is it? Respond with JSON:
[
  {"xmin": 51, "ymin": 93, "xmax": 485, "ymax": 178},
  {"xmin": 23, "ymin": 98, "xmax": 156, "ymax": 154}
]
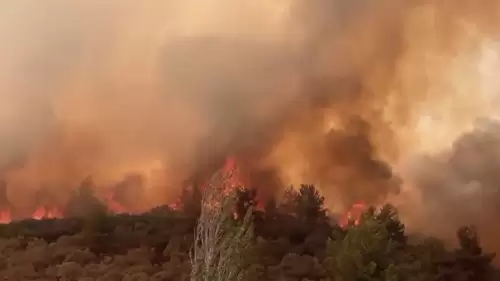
[
  {"xmin": 438, "ymin": 226, "xmax": 496, "ymax": 281},
  {"xmin": 66, "ymin": 176, "xmax": 108, "ymax": 218},
  {"xmin": 325, "ymin": 206, "xmax": 434, "ymax": 281},
  {"xmin": 278, "ymin": 185, "xmax": 327, "ymax": 223},
  {"xmin": 284, "ymin": 185, "xmax": 328, "ymax": 229},
  {"xmin": 278, "ymin": 185, "xmax": 299, "ymax": 214},
  {"xmin": 373, "ymin": 204, "xmax": 406, "ymax": 244},
  {"xmin": 263, "ymin": 197, "xmax": 277, "ymax": 218}
]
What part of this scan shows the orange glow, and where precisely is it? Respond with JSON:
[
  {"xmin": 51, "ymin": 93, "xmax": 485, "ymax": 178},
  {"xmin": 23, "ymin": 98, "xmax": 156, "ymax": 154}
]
[
  {"xmin": 0, "ymin": 156, "xmax": 246, "ymax": 224},
  {"xmin": 103, "ymin": 192, "xmax": 128, "ymax": 214},
  {"xmin": 32, "ymin": 206, "xmax": 63, "ymax": 220},
  {"xmin": 339, "ymin": 201, "xmax": 368, "ymax": 228},
  {"xmin": 0, "ymin": 209, "xmax": 11, "ymax": 224}
]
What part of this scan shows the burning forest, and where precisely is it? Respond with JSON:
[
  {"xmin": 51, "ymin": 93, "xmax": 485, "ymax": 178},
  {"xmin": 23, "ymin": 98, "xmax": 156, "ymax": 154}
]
[{"xmin": 1, "ymin": 0, "xmax": 500, "ymax": 265}]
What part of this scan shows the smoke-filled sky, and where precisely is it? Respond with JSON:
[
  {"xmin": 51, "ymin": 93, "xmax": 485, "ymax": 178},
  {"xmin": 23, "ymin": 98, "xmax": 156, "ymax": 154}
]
[{"xmin": 2, "ymin": 0, "xmax": 500, "ymax": 249}]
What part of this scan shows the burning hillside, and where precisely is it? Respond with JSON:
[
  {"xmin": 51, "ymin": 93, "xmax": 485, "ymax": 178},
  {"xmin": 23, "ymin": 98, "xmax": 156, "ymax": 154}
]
[
  {"xmin": 0, "ymin": 155, "xmax": 233, "ymax": 223},
  {"xmin": 1, "ymin": 0, "xmax": 500, "ymax": 250}
]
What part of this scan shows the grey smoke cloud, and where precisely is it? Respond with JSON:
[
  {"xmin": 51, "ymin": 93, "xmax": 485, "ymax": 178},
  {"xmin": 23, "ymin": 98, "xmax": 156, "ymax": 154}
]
[{"xmin": 403, "ymin": 119, "xmax": 500, "ymax": 252}]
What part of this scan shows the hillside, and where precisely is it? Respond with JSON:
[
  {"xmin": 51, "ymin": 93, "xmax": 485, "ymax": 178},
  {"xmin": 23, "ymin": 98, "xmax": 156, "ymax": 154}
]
[{"xmin": 0, "ymin": 185, "xmax": 496, "ymax": 281}]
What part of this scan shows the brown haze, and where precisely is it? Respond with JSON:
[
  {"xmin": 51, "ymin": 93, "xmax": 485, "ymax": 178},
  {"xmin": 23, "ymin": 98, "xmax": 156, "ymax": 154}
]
[{"xmin": 1, "ymin": 0, "xmax": 500, "ymax": 250}]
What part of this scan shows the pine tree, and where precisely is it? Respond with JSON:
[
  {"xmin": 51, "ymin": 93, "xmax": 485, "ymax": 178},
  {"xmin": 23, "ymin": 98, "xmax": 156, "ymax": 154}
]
[
  {"xmin": 295, "ymin": 185, "xmax": 328, "ymax": 227},
  {"xmin": 452, "ymin": 226, "xmax": 495, "ymax": 281},
  {"xmin": 325, "ymin": 206, "xmax": 431, "ymax": 281},
  {"xmin": 374, "ymin": 204, "xmax": 406, "ymax": 244}
]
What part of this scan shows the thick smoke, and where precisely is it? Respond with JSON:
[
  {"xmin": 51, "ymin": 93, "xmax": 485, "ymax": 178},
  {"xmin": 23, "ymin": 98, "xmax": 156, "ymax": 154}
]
[
  {"xmin": 1, "ymin": 0, "xmax": 500, "ymax": 231},
  {"xmin": 401, "ymin": 119, "xmax": 500, "ymax": 255}
]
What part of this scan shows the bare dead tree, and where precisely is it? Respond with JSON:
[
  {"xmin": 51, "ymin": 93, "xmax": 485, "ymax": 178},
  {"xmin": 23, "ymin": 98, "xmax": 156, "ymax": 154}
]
[{"xmin": 190, "ymin": 169, "xmax": 254, "ymax": 281}]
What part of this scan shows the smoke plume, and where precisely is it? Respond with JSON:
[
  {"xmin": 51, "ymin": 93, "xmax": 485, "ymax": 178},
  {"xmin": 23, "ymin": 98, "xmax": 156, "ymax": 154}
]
[
  {"xmin": 1, "ymin": 0, "xmax": 500, "ymax": 248},
  {"xmin": 399, "ymin": 119, "xmax": 500, "ymax": 255}
]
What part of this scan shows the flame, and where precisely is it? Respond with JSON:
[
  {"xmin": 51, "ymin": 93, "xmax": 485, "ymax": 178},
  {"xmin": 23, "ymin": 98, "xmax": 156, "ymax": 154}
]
[
  {"xmin": 167, "ymin": 201, "xmax": 182, "ymax": 211},
  {"xmin": 103, "ymin": 192, "xmax": 128, "ymax": 214},
  {"xmin": 0, "ymin": 209, "xmax": 11, "ymax": 224},
  {"xmin": 32, "ymin": 206, "xmax": 63, "ymax": 220},
  {"xmin": 339, "ymin": 200, "xmax": 368, "ymax": 228},
  {"xmin": 0, "ymin": 158, "xmax": 380, "ymax": 225},
  {"xmin": 221, "ymin": 156, "xmax": 244, "ymax": 191},
  {"xmin": 0, "ymin": 156, "xmax": 245, "ymax": 224}
]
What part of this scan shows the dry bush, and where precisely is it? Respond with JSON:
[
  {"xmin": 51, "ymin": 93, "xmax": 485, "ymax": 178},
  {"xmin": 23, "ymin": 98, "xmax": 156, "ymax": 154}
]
[{"xmin": 190, "ymin": 170, "xmax": 255, "ymax": 281}]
